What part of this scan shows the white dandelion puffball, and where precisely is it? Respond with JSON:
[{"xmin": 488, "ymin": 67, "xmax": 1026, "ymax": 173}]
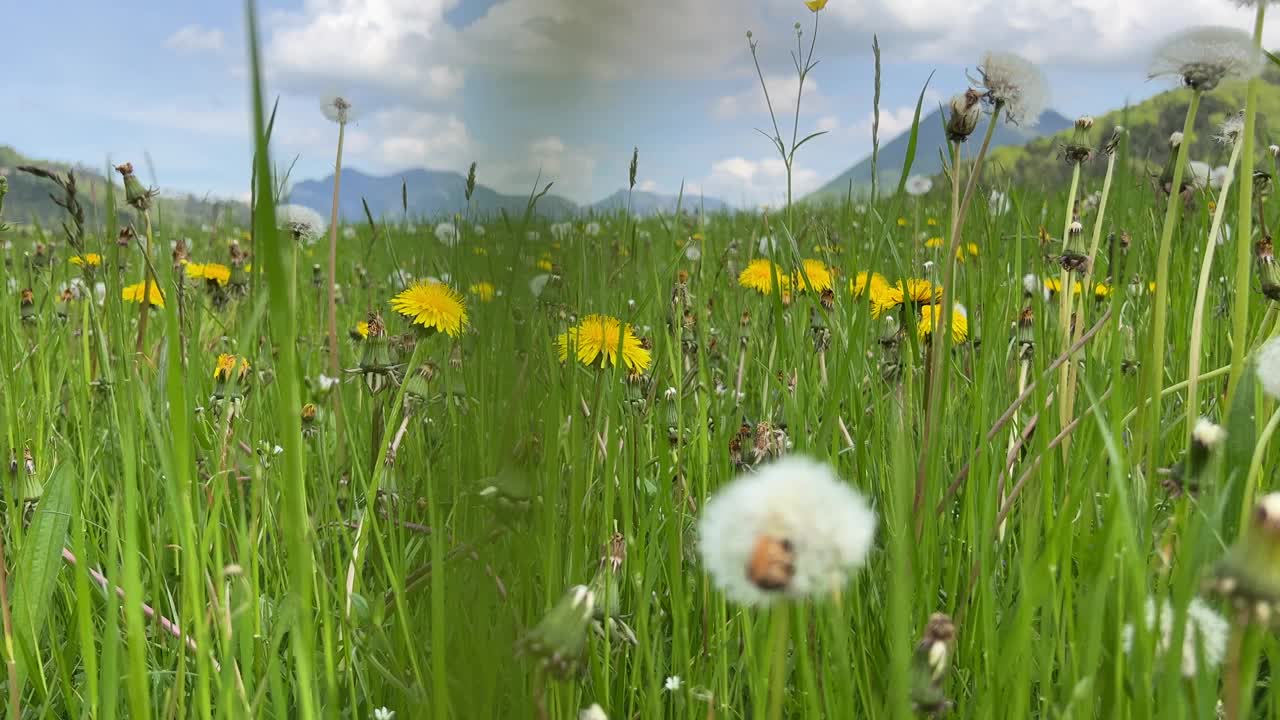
[
  {"xmin": 1210, "ymin": 165, "xmax": 1232, "ymax": 190},
  {"xmin": 551, "ymin": 222, "xmax": 573, "ymax": 241},
  {"xmin": 342, "ymin": 226, "xmax": 357, "ymax": 240},
  {"xmin": 1188, "ymin": 161, "xmax": 1212, "ymax": 189},
  {"xmin": 434, "ymin": 222, "xmax": 459, "ymax": 246},
  {"xmin": 320, "ymin": 95, "xmax": 356, "ymax": 124},
  {"xmin": 976, "ymin": 51, "xmax": 1048, "ymax": 127},
  {"xmin": 1148, "ymin": 26, "xmax": 1263, "ymax": 92},
  {"xmin": 685, "ymin": 244, "xmax": 702, "ymax": 261},
  {"xmin": 277, "ymin": 204, "xmax": 327, "ymax": 245},
  {"xmin": 1022, "ymin": 273, "xmax": 1041, "ymax": 296},
  {"xmin": 989, "ymin": 190, "xmax": 1011, "ymax": 216},
  {"xmin": 697, "ymin": 455, "xmax": 877, "ymax": 605},
  {"xmin": 1255, "ymin": 336, "xmax": 1280, "ymax": 400},
  {"xmin": 579, "ymin": 704, "xmax": 608, "ymax": 720},
  {"xmin": 585, "ymin": 221, "xmax": 602, "ymax": 237},
  {"xmin": 905, "ymin": 175, "xmax": 934, "ymax": 196},
  {"xmin": 1122, "ymin": 597, "xmax": 1228, "ymax": 678},
  {"xmin": 473, "ymin": 224, "xmax": 486, "ymax": 236}
]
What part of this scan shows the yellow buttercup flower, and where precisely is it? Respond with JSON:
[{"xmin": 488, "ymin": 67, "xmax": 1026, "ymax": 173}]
[
  {"xmin": 738, "ymin": 258, "xmax": 790, "ymax": 295},
  {"xmin": 918, "ymin": 304, "xmax": 969, "ymax": 343},
  {"xmin": 805, "ymin": 0, "xmax": 828, "ymax": 10},
  {"xmin": 69, "ymin": 253, "xmax": 102, "ymax": 267},
  {"xmin": 556, "ymin": 314, "xmax": 651, "ymax": 373},
  {"xmin": 122, "ymin": 281, "xmax": 165, "ymax": 308},
  {"xmin": 793, "ymin": 259, "xmax": 833, "ymax": 293},
  {"xmin": 469, "ymin": 282, "xmax": 496, "ymax": 302},
  {"xmin": 390, "ymin": 280, "xmax": 469, "ymax": 337}
]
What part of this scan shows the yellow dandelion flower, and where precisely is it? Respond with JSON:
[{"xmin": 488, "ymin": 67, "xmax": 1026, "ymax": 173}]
[
  {"xmin": 849, "ymin": 271, "xmax": 888, "ymax": 297},
  {"xmin": 925, "ymin": 237, "xmax": 944, "ymax": 248},
  {"xmin": 121, "ymin": 281, "xmax": 165, "ymax": 308},
  {"xmin": 352, "ymin": 320, "xmax": 370, "ymax": 340},
  {"xmin": 189, "ymin": 262, "xmax": 231, "ymax": 286},
  {"xmin": 69, "ymin": 253, "xmax": 102, "ymax": 267},
  {"xmin": 390, "ymin": 280, "xmax": 469, "ymax": 337},
  {"xmin": 738, "ymin": 258, "xmax": 790, "ymax": 295},
  {"xmin": 793, "ymin": 259, "xmax": 833, "ymax": 292},
  {"xmin": 926, "ymin": 217, "xmax": 939, "ymax": 226},
  {"xmin": 537, "ymin": 258, "xmax": 554, "ymax": 272},
  {"xmin": 469, "ymin": 282, "xmax": 496, "ymax": 302},
  {"xmin": 1095, "ymin": 283, "xmax": 1112, "ymax": 299},
  {"xmin": 473, "ymin": 247, "xmax": 488, "ymax": 256},
  {"xmin": 213, "ymin": 354, "xmax": 251, "ymax": 382},
  {"xmin": 556, "ymin": 314, "xmax": 651, "ymax": 373},
  {"xmin": 966, "ymin": 243, "xmax": 979, "ymax": 256},
  {"xmin": 918, "ymin": 304, "xmax": 969, "ymax": 343},
  {"xmin": 871, "ymin": 285, "xmax": 904, "ymax": 318},
  {"xmin": 896, "ymin": 217, "xmax": 908, "ymax": 227},
  {"xmin": 901, "ymin": 278, "xmax": 941, "ymax": 304},
  {"xmin": 185, "ymin": 262, "xmax": 206, "ymax": 279},
  {"xmin": 1148, "ymin": 281, "xmax": 1157, "ymax": 293},
  {"xmin": 805, "ymin": 0, "xmax": 828, "ymax": 10}
]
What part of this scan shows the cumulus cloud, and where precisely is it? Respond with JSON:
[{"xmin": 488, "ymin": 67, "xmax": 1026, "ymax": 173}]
[
  {"xmin": 702, "ymin": 155, "xmax": 820, "ymax": 208},
  {"xmin": 165, "ymin": 24, "xmax": 225, "ymax": 53},
  {"xmin": 713, "ymin": 74, "xmax": 823, "ymax": 121}
]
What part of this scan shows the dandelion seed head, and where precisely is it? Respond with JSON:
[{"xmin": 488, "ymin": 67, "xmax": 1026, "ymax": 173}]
[
  {"xmin": 1193, "ymin": 418, "xmax": 1226, "ymax": 449},
  {"xmin": 974, "ymin": 51, "xmax": 1048, "ymax": 127},
  {"xmin": 1255, "ymin": 336, "xmax": 1280, "ymax": 400},
  {"xmin": 579, "ymin": 704, "xmax": 608, "ymax": 720},
  {"xmin": 321, "ymin": 95, "xmax": 356, "ymax": 124},
  {"xmin": 1122, "ymin": 597, "xmax": 1228, "ymax": 678},
  {"xmin": 1188, "ymin": 161, "xmax": 1213, "ymax": 189},
  {"xmin": 697, "ymin": 455, "xmax": 877, "ymax": 605},
  {"xmin": 1217, "ymin": 110, "xmax": 1246, "ymax": 145},
  {"xmin": 435, "ymin": 222, "xmax": 459, "ymax": 246},
  {"xmin": 905, "ymin": 175, "xmax": 933, "ymax": 196},
  {"xmin": 1149, "ymin": 26, "xmax": 1263, "ymax": 91},
  {"xmin": 277, "ymin": 204, "xmax": 327, "ymax": 245}
]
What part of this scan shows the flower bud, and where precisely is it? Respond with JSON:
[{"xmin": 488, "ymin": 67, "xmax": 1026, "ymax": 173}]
[
  {"xmin": 1206, "ymin": 493, "xmax": 1280, "ymax": 625},
  {"xmin": 115, "ymin": 162, "xmax": 155, "ymax": 212},
  {"xmin": 945, "ymin": 89, "xmax": 983, "ymax": 143}
]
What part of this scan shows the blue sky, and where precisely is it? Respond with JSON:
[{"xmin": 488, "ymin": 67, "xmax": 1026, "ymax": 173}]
[{"xmin": 6, "ymin": 0, "xmax": 1275, "ymax": 209}]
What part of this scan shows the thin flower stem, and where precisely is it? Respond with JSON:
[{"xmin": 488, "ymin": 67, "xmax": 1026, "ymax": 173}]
[
  {"xmin": 1054, "ymin": 163, "xmax": 1083, "ymax": 433},
  {"xmin": 766, "ymin": 604, "xmax": 791, "ymax": 720},
  {"xmin": 1187, "ymin": 134, "xmax": 1245, "ymax": 439},
  {"xmin": 134, "ymin": 210, "xmax": 155, "ymax": 355},
  {"xmin": 0, "ymin": 531, "xmax": 18, "ymax": 720},
  {"xmin": 1144, "ymin": 90, "xmax": 1202, "ymax": 476},
  {"xmin": 1228, "ymin": 3, "xmax": 1269, "ymax": 405},
  {"xmin": 327, "ymin": 121, "xmax": 348, "ymax": 471}
]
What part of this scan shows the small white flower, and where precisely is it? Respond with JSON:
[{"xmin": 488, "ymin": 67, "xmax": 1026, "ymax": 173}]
[
  {"xmin": 922, "ymin": 260, "xmax": 936, "ymax": 272},
  {"xmin": 272, "ymin": 445, "xmax": 284, "ymax": 456},
  {"xmin": 434, "ymin": 222, "xmax": 458, "ymax": 246},
  {"xmin": 974, "ymin": 51, "xmax": 1048, "ymax": 127},
  {"xmin": 685, "ymin": 244, "xmax": 702, "ymax": 261},
  {"xmin": 697, "ymin": 455, "xmax": 877, "ymax": 605},
  {"xmin": 1255, "ymin": 336, "xmax": 1280, "ymax": 400},
  {"xmin": 905, "ymin": 174, "xmax": 933, "ymax": 196},
  {"xmin": 664, "ymin": 676, "xmax": 682, "ymax": 692},
  {"xmin": 372, "ymin": 707, "xmax": 396, "ymax": 720},
  {"xmin": 585, "ymin": 221, "xmax": 602, "ymax": 237},
  {"xmin": 1149, "ymin": 26, "xmax": 1263, "ymax": 92},
  {"xmin": 277, "ymin": 204, "xmax": 327, "ymax": 245},
  {"xmin": 627, "ymin": 298, "xmax": 636, "ymax": 310},
  {"xmin": 1122, "ymin": 597, "xmax": 1228, "ymax": 678},
  {"xmin": 320, "ymin": 95, "xmax": 356, "ymax": 124},
  {"xmin": 579, "ymin": 703, "xmax": 608, "ymax": 720}
]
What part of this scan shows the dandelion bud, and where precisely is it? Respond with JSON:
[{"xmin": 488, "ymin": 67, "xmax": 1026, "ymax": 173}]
[
  {"xmin": 1271, "ymin": 144, "xmax": 1280, "ymax": 158},
  {"xmin": 945, "ymin": 89, "xmax": 983, "ymax": 143},
  {"xmin": 911, "ymin": 613, "xmax": 956, "ymax": 715},
  {"xmin": 1016, "ymin": 306, "xmax": 1035, "ymax": 357},
  {"xmin": 1169, "ymin": 132, "xmax": 1184, "ymax": 149},
  {"xmin": 1255, "ymin": 237, "xmax": 1280, "ymax": 301},
  {"xmin": 1103, "ymin": 126, "xmax": 1125, "ymax": 156},
  {"xmin": 1060, "ymin": 221, "xmax": 1089, "ymax": 273},
  {"xmin": 114, "ymin": 162, "xmax": 154, "ymax": 212},
  {"xmin": 1075, "ymin": 116, "xmax": 1094, "ymax": 131},
  {"xmin": 19, "ymin": 288, "xmax": 35, "ymax": 324},
  {"xmin": 1206, "ymin": 493, "xmax": 1280, "ymax": 625},
  {"xmin": 1253, "ymin": 170, "xmax": 1273, "ymax": 200}
]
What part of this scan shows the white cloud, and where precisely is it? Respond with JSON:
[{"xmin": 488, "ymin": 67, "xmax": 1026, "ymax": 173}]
[
  {"xmin": 638, "ymin": 179, "xmax": 660, "ymax": 192},
  {"xmin": 165, "ymin": 25, "xmax": 225, "ymax": 53},
  {"xmin": 713, "ymin": 74, "xmax": 822, "ymax": 121},
  {"xmin": 701, "ymin": 155, "xmax": 819, "ymax": 208}
]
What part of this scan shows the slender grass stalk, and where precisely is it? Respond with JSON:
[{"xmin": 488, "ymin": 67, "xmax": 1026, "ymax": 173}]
[
  {"xmin": 326, "ymin": 113, "xmax": 348, "ymax": 471},
  {"xmin": 1187, "ymin": 134, "xmax": 1245, "ymax": 438},
  {"xmin": 1143, "ymin": 90, "xmax": 1202, "ymax": 475},
  {"xmin": 1228, "ymin": 4, "xmax": 1269, "ymax": 405}
]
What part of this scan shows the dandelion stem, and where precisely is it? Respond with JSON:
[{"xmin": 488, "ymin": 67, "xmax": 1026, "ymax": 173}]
[
  {"xmin": 1228, "ymin": 3, "xmax": 1268, "ymax": 406},
  {"xmin": 1239, "ymin": 406, "xmax": 1280, "ymax": 531},
  {"xmin": 134, "ymin": 210, "xmax": 155, "ymax": 355},
  {"xmin": 1144, "ymin": 90, "xmax": 1202, "ymax": 477},
  {"xmin": 1054, "ymin": 162, "xmax": 1082, "ymax": 434},
  {"xmin": 327, "ymin": 119, "xmax": 348, "ymax": 472},
  {"xmin": 1187, "ymin": 132, "xmax": 1245, "ymax": 439},
  {"xmin": 766, "ymin": 604, "xmax": 791, "ymax": 720}
]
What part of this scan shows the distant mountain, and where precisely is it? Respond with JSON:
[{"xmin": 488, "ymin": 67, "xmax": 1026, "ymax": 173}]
[
  {"xmin": 287, "ymin": 167, "xmax": 578, "ymax": 221},
  {"xmin": 590, "ymin": 188, "xmax": 729, "ymax": 215},
  {"xmin": 809, "ymin": 108, "xmax": 1073, "ymax": 200},
  {"xmin": 0, "ymin": 145, "xmax": 246, "ymax": 229}
]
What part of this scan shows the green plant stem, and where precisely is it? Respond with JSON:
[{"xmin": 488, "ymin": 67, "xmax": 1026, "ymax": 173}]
[
  {"xmin": 327, "ymin": 120, "xmax": 347, "ymax": 472},
  {"xmin": 134, "ymin": 211, "xmax": 155, "ymax": 355},
  {"xmin": 1054, "ymin": 162, "xmax": 1083, "ymax": 433},
  {"xmin": 1228, "ymin": 3, "xmax": 1268, "ymax": 405},
  {"xmin": 1143, "ymin": 90, "xmax": 1202, "ymax": 476},
  {"xmin": 766, "ymin": 605, "xmax": 791, "ymax": 720},
  {"xmin": 1187, "ymin": 134, "xmax": 1245, "ymax": 439}
]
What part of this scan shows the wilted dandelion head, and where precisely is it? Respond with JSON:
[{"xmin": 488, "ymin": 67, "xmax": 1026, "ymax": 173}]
[
  {"xmin": 973, "ymin": 51, "xmax": 1048, "ymax": 127},
  {"xmin": 696, "ymin": 455, "xmax": 876, "ymax": 605},
  {"xmin": 1148, "ymin": 26, "xmax": 1263, "ymax": 92},
  {"xmin": 320, "ymin": 95, "xmax": 356, "ymax": 124},
  {"xmin": 389, "ymin": 280, "xmax": 468, "ymax": 337},
  {"xmin": 556, "ymin": 314, "xmax": 651, "ymax": 373},
  {"xmin": 1122, "ymin": 597, "xmax": 1228, "ymax": 678}
]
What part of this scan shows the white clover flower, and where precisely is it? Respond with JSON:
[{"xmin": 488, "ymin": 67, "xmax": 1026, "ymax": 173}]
[
  {"xmin": 685, "ymin": 244, "xmax": 702, "ymax": 261},
  {"xmin": 321, "ymin": 95, "xmax": 356, "ymax": 124},
  {"xmin": 1122, "ymin": 597, "xmax": 1228, "ymax": 678},
  {"xmin": 277, "ymin": 204, "xmax": 327, "ymax": 246},
  {"xmin": 579, "ymin": 704, "xmax": 607, "ymax": 720},
  {"xmin": 585, "ymin": 221, "xmax": 602, "ymax": 237},
  {"xmin": 1149, "ymin": 26, "xmax": 1263, "ymax": 92},
  {"xmin": 1188, "ymin": 161, "xmax": 1212, "ymax": 189},
  {"xmin": 1255, "ymin": 336, "xmax": 1280, "ymax": 400},
  {"xmin": 529, "ymin": 273, "xmax": 552, "ymax": 297},
  {"xmin": 372, "ymin": 707, "xmax": 395, "ymax": 720},
  {"xmin": 434, "ymin": 222, "xmax": 458, "ymax": 247},
  {"xmin": 905, "ymin": 174, "xmax": 934, "ymax": 196},
  {"xmin": 974, "ymin": 51, "xmax": 1048, "ymax": 127},
  {"xmin": 664, "ymin": 676, "xmax": 682, "ymax": 692},
  {"xmin": 697, "ymin": 455, "xmax": 877, "ymax": 605}
]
